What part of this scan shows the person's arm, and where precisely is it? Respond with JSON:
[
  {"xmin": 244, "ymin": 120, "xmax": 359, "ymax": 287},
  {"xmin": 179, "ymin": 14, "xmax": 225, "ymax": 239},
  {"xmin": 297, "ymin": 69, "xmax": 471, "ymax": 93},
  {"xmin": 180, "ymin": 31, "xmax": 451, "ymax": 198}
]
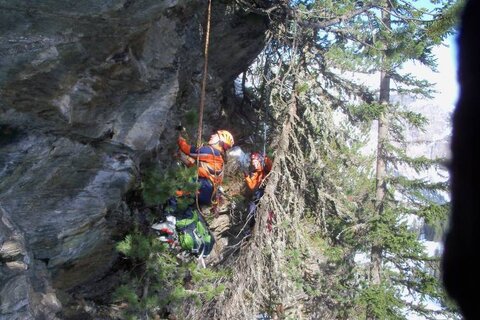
[
  {"xmin": 179, "ymin": 137, "xmax": 222, "ymax": 164},
  {"xmin": 178, "ymin": 136, "xmax": 197, "ymax": 155}
]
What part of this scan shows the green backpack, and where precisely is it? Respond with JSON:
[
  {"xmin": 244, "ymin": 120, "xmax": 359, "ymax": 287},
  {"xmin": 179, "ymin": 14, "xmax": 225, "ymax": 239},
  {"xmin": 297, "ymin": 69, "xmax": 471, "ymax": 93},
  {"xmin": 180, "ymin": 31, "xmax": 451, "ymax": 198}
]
[{"xmin": 175, "ymin": 208, "xmax": 214, "ymax": 257}]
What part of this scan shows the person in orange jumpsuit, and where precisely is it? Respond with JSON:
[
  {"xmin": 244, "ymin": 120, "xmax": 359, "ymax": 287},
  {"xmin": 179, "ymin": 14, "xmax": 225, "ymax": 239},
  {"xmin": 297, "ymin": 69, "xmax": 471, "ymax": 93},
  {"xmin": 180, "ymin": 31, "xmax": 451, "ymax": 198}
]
[
  {"xmin": 244, "ymin": 152, "xmax": 272, "ymax": 229},
  {"xmin": 244, "ymin": 152, "xmax": 272, "ymax": 194},
  {"xmin": 177, "ymin": 129, "xmax": 234, "ymax": 205}
]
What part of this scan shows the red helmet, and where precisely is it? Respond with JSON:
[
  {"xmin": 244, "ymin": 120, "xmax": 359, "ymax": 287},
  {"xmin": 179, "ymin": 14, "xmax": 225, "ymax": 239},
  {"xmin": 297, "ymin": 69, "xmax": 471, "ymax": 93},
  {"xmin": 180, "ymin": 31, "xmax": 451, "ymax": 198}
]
[
  {"xmin": 251, "ymin": 152, "xmax": 262, "ymax": 161},
  {"xmin": 251, "ymin": 152, "xmax": 264, "ymax": 171}
]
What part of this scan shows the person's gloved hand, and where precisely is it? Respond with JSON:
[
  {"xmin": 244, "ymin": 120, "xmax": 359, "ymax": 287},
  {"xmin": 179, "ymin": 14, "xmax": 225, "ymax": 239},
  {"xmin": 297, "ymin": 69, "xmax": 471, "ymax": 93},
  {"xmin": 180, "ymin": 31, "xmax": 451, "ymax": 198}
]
[{"xmin": 177, "ymin": 135, "xmax": 185, "ymax": 144}]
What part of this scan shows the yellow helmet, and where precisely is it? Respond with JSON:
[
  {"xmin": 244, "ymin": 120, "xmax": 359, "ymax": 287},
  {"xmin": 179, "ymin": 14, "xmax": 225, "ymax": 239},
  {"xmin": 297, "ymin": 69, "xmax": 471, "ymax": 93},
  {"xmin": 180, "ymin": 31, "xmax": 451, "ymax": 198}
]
[{"xmin": 216, "ymin": 130, "xmax": 234, "ymax": 150}]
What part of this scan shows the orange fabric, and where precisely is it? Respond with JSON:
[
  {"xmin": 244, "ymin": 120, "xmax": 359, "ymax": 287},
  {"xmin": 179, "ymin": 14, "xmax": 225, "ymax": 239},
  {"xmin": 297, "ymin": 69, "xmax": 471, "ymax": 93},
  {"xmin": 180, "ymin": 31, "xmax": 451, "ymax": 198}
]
[
  {"xmin": 245, "ymin": 155, "xmax": 272, "ymax": 191},
  {"xmin": 198, "ymin": 166, "xmax": 223, "ymax": 185},
  {"xmin": 177, "ymin": 136, "xmax": 224, "ymax": 185},
  {"xmin": 178, "ymin": 136, "xmax": 192, "ymax": 155},
  {"xmin": 175, "ymin": 189, "xmax": 192, "ymax": 197},
  {"xmin": 245, "ymin": 171, "xmax": 265, "ymax": 191}
]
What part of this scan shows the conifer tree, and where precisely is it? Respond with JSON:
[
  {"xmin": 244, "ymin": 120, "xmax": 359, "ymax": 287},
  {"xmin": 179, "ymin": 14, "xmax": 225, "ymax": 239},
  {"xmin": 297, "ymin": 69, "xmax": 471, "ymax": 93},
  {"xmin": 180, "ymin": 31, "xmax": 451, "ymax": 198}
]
[
  {"xmin": 337, "ymin": 1, "xmax": 462, "ymax": 319},
  {"xmin": 194, "ymin": 1, "xmax": 462, "ymax": 318},
  {"xmin": 288, "ymin": 0, "xmax": 461, "ymax": 318}
]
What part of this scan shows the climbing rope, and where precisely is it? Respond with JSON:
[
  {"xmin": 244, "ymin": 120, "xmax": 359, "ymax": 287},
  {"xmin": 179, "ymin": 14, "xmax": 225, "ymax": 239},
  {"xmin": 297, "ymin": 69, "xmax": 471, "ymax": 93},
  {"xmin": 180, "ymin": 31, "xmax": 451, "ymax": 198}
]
[
  {"xmin": 195, "ymin": 0, "xmax": 213, "ymax": 213},
  {"xmin": 262, "ymin": 122, "xmax": 267, "ymax": 166},
  {"xmin": 196, "ymin": 0, "xmax": 212, "ymax": 149},
  {"xmin": 261, "ymin": 49, "xmax": 271, "ymax": 166},
  {"xmin": 158, "ymin": 2, "xmax": 214, "ymax": 263}
]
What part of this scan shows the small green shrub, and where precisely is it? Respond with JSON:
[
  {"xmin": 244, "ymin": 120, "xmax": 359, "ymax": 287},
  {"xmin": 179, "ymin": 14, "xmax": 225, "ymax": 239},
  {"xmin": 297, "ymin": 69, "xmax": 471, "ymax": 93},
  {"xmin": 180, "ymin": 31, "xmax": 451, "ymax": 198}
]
[
  {"xmin": 114, "ymin": 230, "xmax": 228, "ymax": 318},
  {"xmin": 141, "ymin": 165, "xmax": 198, "ymax": 210}
]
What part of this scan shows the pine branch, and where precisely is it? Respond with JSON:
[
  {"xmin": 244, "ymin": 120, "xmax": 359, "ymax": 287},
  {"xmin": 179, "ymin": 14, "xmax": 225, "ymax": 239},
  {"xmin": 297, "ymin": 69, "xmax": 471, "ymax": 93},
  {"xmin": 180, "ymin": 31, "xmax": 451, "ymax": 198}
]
[{"xmin": 299, "ymin": 3, "xmax": 382, "ymax": 30}]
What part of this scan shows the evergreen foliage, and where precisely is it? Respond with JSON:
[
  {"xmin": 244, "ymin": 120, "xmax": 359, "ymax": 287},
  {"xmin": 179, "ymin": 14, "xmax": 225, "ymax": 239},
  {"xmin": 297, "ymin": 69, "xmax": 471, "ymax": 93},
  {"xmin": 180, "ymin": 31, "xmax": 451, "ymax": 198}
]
[
  {"xmin": 358, "ymin": 284, "xmax": 404, "ymax": 320},
  {"xmin": 196, "ymin": 0, "xmax": 462, "ymax": 319},
  {"xmin": 110, "ymin": 1, "xmax": 462, "ymax": 319},
  {"xmin": 114, "ymin": 232, "xmax": 228, "ymax": 319},
  {"xmin": 114, "ymin": 164, "xmax": 227, "ymax": 319},
  {"xmin": 141, "ymin": 165, "xmax": 198, "ymax": 211}
]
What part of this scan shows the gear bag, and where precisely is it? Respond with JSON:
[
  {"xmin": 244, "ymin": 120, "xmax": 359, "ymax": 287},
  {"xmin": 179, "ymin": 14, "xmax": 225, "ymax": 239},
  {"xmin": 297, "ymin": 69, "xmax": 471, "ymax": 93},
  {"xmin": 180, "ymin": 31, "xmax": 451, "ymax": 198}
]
[{"xmin": 175, "ymin": 207, "xmax": 215, "ymax": 257}]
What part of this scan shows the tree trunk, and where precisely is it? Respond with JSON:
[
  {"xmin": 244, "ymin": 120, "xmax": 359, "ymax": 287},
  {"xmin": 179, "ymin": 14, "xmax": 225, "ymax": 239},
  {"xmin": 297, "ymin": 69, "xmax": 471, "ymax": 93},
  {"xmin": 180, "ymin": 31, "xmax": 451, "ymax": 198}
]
[
  {"xmin": 371, "ymin": 70, "xmax": 390, "ymax": 285},
  {"xmin": 368, "ymin": 3, "xmax": 391, "ymax": 319}
]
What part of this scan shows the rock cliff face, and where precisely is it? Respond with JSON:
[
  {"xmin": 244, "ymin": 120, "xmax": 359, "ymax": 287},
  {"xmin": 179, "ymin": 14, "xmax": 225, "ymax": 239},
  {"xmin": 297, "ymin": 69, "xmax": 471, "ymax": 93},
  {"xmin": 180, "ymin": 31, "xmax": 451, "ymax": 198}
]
[{"xmin": 0, "ymin": 1, "xmax": 267, "ymax": 318}]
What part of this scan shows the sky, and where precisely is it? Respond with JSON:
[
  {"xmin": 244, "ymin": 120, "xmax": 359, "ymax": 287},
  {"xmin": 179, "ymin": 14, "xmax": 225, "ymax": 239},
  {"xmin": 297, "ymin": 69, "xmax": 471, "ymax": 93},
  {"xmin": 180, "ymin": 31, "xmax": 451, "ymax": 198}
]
[
  {"xmin": 349, "ymin": 33, "xmax": 459, "ymax": 114},
  {"xmin": 358, "ymin": 34, "xmax": 458, "ymax": 171},
  {"xmin": 412, "ymin": 0, "xmax": 460, "ymax": 111},
  {"xmin": 405, "ymin": 34, "xmax": 459, "ymax": 112}
]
